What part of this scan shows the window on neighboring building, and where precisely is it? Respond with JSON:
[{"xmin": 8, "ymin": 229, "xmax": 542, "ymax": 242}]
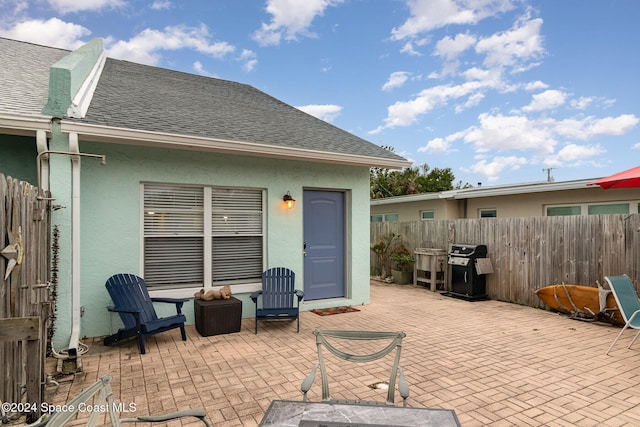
[
  {"xmin": 371, "ymin": 213, "xmax": 398, "ymax": 222},
  {"xmin": 421, "ymin": 210, "xmax": 435, "ymax": 220},
  {"xmin": 588, "ymin": 203, "xmax": 629, "ymax": 215},
  {"xmin": 546, "ymin": 205, "xmax": 582, "ymax": 216},
  {"xmin": 480, "ymin": 209, "xmax": 497, "ymax": 218},
  {"xmin": 547, "ymin": 202, "xmax": 634, "ymax": 217},
  {"xmin": 143, "ymin": 184, "xmax": 264, "ymax": 289}
]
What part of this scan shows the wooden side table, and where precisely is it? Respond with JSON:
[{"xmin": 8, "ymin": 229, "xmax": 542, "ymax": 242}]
[{"xmin": 414, "ymin": 248, "xmax": 447, "ymax": 291}]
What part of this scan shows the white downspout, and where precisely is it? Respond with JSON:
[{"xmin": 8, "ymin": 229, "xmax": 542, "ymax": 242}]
[
  {"xmin": 36, "ymin": 131, "xmax": 49, "ymax": 191},
  {"xmin": 68, "ymin": 133, "xmax": 81, "ymax": 358},
  {"xmin": 35, "ymin": 145, "xmax": 105, "ymax": 360}
]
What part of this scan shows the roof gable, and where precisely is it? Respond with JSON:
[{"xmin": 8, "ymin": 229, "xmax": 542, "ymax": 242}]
[
  {"xmin": 1, "ymin": 37, "xmax": 408, "ymax": 168},
  {"xmin": 69, "ymin": 56, "xmax": 408, "ymax": 167}
]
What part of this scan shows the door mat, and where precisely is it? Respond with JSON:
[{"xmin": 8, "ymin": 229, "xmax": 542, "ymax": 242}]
[{"xmin": 310, "ymin": 306, "xmax": 361, "ymax": 316}]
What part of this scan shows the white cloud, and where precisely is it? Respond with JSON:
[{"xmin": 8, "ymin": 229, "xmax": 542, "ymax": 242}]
[
  {"xmin": 238, "ymin": 49, "xmax": 258, "ymax": 72},
  {"xmin": 150, "ymin": 1, "xmax": 172, "ymax": 10},
  {"xmin": 2, "ymin": 0, "xmax": 28, "ymax": 17},
  {"xmin": 107, "ymin": 24, "xmax": 235, "ymax": 65},
  {"xmin": 400, "ymin": 41, "xmax": 422, "ymax": 56},
  {"xmin": 455, "ymin": 92, "xmax": 485, "ymax": 112},
  {"xmin": 570, "ymin": 96, "xmax": 594, "ymax": 110},
  {"xmin": 554, "ymin": 114, "xmax": 639, "ymax": 140},
  {"xmin": 391, "ymin": 0, "xmax": 516, "ymax": 41},
  {"xmin": 375, "ymin": 80, "xmax": 491, "ymax": 130},
  {"xmin": 522, "ymin": 89, "xmax": 567, "ymax": 112},
  {"xmin": 467, "ymin": 155, "xmax": 528, "ymax": 182},
  {"xmin": 47, "ymin": 0, "xmax": 124, "ymax": 14},
  {"xmin": 295, "ymin": 104, "xmax": 342, "ymax": 122},
  {"xmin": 523, "ymin": 80, "xmax": 549, "ymax": 91},
  {"xmin": 428, "ymin": 112, "xmax": 639, "ymax": 158},
  {"xmin": 569, "ymin": 96, "xmax": 616, "ymax": 111},
  {"xmin": 633, "ymin": 142, "xmax": 640, "ymax": 150},
  {"xmin": 464, "ymin": 113, "xmax": 557, "ymax": 155},
  {"xmin": 475, "ymin": 15, "xmax": 545, "ymax": 72},
  {"xmin": 382, "ymin": 71, "xmax": 412, "ymax": 91},
  {"xmin": 434, "ymin": 32, "xmax": 476, "ymax": 61},
  {"xmin": 544, "ymin": 143, "xmax": 605, "ymax": 167},
  {"xmin": 422, "ymin": 112, "xmax": 638, "ymax": 176},
  {"xmin": 0, "ymin": 17, "xmax": 90, "ymax": 49},
  {"xmin": 252, "ymin": 0, "xmax": 343, "ymax": 46},
  {"xmin": 418, "ymin": 129, "xmax": 467, "ymax": 153},
  {"xmin": 193, "ymin": 61, "xmax": 214, "ymax": 77},
  {"xmin": 420, "ymin": 137, "xmax": 451, "ymax": 153}
]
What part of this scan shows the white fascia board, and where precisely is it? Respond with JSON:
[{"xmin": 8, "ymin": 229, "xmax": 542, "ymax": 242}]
[
  {"xmin": 452, "ymin": 179, "xmax": 599, "ymax": 199},
  {"xmin": 60, "ymin": 121, "xmax": 411, "ymax": 169},
  {"xmin": 370, "ymin": 190, "xmax": 458, "ymax": 205},
  {"xmin": 370, "ymin": 179, "xmax": 600, "ymax": 205},
  {"xmin": 0, "ymin": 114, "xmax": 51, "ymax": 135}
]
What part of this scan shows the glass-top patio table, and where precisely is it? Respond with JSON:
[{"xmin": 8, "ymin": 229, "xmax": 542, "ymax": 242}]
[{"xmin": 259, "ymin": 400, "xmax": 461, "ymax": 427}]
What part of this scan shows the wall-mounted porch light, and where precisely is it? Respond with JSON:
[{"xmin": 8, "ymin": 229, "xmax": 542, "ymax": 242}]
[{"xmin": 283, "ymin": 191, "xmax": 295, "ymax": 209}]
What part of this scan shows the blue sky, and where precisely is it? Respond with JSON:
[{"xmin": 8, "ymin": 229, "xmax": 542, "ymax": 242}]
[{"xmin": 2, "ymin": 0, "xmax": 639, "ymax": 186}]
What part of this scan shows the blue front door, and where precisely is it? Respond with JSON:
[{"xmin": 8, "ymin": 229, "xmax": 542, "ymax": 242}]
[{"xmin": 303, "ymin": 190, "xmax": 345, "ymax": 300}]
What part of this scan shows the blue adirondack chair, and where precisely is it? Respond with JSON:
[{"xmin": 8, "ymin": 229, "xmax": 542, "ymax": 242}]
[
  {"xmin": 250, "ymin": 267, "xmax": 303, "ymax": 334},
  {"xmin": 104, "ymin": 273, "xmax": 188, "ymax": 354}
]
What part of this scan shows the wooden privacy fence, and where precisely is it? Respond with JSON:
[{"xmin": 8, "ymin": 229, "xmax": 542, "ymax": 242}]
[
  {"xmin": 0, "ymin": 173, "xmax": 51, "ymax": 422},
  {"xmin": 371, "ymin": 214, "xmax": 640, "ymax": 308}
]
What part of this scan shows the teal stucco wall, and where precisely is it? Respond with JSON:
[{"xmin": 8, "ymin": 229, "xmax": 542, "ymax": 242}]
[
  {"xmin": 0, "ymin": 134, "xmax": 38, "ymax": 183},
  {"xmin": 55, "ymin": 140, "xmax": 371, "ymax": 342}
]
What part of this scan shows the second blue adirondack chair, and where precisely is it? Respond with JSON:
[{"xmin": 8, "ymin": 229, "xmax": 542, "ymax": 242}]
[
  {"xmin": 103, "ymin": 273, "xmax": 188, "ymax": 354},
  {"xmin": 250, "ymin": 267, "xmax": 303, "ymax": 334}
]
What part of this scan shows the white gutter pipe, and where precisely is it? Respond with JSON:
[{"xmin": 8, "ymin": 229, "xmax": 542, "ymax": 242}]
[
  {"xmin": 36, "ymin": 131, "xmax": 49, "ymax": 192},
  {"xmin": 68, "ymin": 133, "xmax": 81, "ymax": 358},
  {"xmin": 35, "ymin": 140, "xmax": 106, "ymax": 359}
]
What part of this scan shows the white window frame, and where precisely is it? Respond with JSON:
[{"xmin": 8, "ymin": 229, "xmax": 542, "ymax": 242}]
[
  {"xmin": 140, "ymin": 183, "xmax": 265, "ymax": 298},
  {"xmin": 546, "ymin": 201, "xmax": 638, "ymax": 217},
  {"xmin": 371, "ymin": 213, "xmax": 399, "ymax": 222},
  {"xmin": 421, "ymin": 210, "xmax": 435, "ymax": 221},
  {"xmin": 371, "ymin": 214, "xmax": 384, "ymax": 223},
  {"xmin": 479, "ymin": 208, "xmax": 497, "ymax": 218},
  {"xmin": 587, "ymin": 202, "xmax": 630, "ymax": 215}
]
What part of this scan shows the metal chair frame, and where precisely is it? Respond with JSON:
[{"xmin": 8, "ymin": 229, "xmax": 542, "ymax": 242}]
[
  {"xmin": 605, "ymin": 275, "xmax": 640, "ymax": 355},
  {"xmin": 301, "ymin": 329, "xmax": 410, "ymax": 407},
  {"xmin": 35, "ymin": 374, "xmax": 211, "ymax": 427}
]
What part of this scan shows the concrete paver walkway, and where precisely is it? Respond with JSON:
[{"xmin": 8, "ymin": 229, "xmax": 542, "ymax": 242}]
[{"xmin": 45, "ymin": 280, "xmax": 640, "ymax": 426}]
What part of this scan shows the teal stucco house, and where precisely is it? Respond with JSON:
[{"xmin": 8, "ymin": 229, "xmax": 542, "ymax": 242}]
[{"xmin": 0, "ymin": 37, "xmax": 409, "ymax": 354}]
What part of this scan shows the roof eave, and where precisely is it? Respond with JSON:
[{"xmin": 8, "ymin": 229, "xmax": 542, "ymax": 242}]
[
  {"xmin": 452, "ymin": 179, "xmax": 599, "ymax": 199},
  {"xmin": 60, "ymin": 121, "xmax": 410, "ymax": 169},
  {"xmin": 370, "ymin": 191, "xmax": 453, "ymax": 205},
  {"xmin": 0, "ymin": 114, "xmax": 51, "ymax": 136}
]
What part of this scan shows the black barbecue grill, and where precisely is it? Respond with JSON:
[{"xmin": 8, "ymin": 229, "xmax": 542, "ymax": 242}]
[{"xmin": 445, "ymin": 244, "xmax": 490, "ymax": 301}]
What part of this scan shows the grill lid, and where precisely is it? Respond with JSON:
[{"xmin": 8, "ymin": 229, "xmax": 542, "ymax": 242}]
[{"xmin": 448, "ymin": 244, "xmax": 487, "ymax": 257}]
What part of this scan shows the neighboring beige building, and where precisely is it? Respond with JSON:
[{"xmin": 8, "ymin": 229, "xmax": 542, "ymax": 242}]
[{"xmin": 371, "ymin": 178, "xmax": 640, "ymax": 221}]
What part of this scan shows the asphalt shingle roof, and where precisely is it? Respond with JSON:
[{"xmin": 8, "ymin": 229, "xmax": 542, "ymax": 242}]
[
  {"xmin": 0, "ymin": 38, "xmax": 68, "ymax": 118},
  {"xmin": 73, "ymin": 58, "xmax": 404, "ymax": 161},
  {"xmin": 1, "ymin": 37, "xmax": 406, "ymax": 164}
]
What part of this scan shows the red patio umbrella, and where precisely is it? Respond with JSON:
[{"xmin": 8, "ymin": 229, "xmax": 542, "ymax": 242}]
[{"xmin": 588, "ymin": 165, "xmax": 640, "ymax": 189}]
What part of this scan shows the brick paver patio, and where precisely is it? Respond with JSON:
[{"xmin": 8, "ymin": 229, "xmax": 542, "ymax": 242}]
[{"xmin": 44, "ymin": 280, "xmax": 640, "ymax": 426}]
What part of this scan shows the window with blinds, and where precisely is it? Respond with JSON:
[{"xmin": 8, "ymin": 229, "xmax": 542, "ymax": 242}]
[
  {"xmin": 211, "ymin": 188, "xmax": 263, "ymax": 284},
  {"xmin": 143, "ymin": 184, "xmax": 264, "ymax": 289}
]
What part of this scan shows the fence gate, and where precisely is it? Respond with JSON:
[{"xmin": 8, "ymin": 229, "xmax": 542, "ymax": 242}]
[{"xmin": 0, "ymin": 173, "xmax": 51, "ymax": 422}]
